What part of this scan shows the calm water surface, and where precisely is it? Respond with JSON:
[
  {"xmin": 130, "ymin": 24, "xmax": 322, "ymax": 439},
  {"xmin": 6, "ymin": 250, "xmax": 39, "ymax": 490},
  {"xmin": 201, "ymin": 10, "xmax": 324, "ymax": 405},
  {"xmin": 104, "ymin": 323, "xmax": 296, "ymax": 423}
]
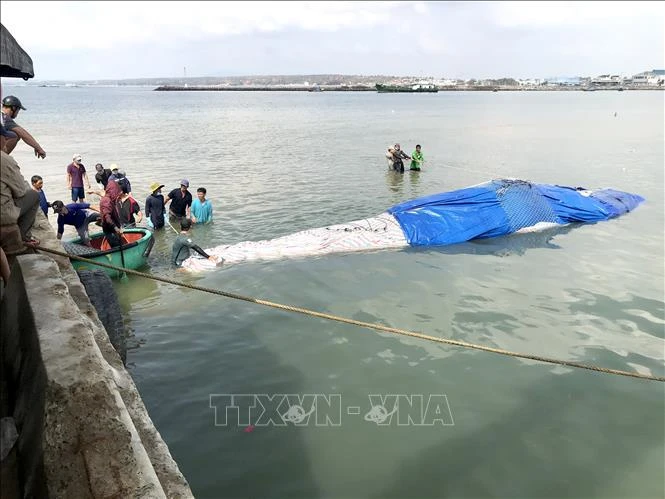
[{"xmin": 6, "ymin": 85, "xmax": 664, "ymax": 498}]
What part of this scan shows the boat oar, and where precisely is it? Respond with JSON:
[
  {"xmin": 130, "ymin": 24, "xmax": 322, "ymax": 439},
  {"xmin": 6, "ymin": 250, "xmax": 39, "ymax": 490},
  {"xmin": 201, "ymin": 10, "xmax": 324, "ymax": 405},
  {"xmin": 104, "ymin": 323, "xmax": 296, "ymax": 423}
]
[
  {"xmin": 167, "ymin": 217, "xmax": 179, "ymax": 235},
  {"xmin": 118, "ymin": 232, "xmax": 129, "ymax": 281}
]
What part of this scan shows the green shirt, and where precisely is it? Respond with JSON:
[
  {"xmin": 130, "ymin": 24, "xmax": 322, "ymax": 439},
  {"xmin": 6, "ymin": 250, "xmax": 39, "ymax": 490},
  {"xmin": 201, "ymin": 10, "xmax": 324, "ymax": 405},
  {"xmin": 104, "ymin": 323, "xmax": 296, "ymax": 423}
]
[{"xmin": 411, "ymin": 150, "xmax": 424, "ymax": 169}]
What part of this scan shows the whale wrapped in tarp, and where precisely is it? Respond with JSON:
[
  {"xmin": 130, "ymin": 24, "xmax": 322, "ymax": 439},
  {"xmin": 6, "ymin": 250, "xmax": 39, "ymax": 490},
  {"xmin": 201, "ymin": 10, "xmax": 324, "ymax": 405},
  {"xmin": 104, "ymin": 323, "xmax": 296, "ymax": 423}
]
[
  {"xmin": 181, "ymin": 179, "xmax": 644, "ymax": 270},
  {"xmin": 388, "ymin": 179, "xmax": 645, "ymax": 246}
]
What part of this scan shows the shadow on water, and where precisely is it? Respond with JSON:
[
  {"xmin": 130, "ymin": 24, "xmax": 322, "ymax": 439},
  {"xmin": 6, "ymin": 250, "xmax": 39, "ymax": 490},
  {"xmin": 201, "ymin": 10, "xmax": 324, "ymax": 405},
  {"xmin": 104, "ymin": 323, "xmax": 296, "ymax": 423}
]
[
  {"xmin": 125, "ymin": 280, "xmax": 321, "ymax": 497},
  {"xmin": 568, "ymin": 290, "xmax": 665, "ymax": 340},
  {"xmin": 192, "ymin": 327, "xmax": 321, "ymax": 498},
  {"xmin": 372, "ymin": 371, "xmax": 665, "ymax": 499},
  {"xmin": 405, "ymin": 223, "xmax": 580, "ymax": 258}
]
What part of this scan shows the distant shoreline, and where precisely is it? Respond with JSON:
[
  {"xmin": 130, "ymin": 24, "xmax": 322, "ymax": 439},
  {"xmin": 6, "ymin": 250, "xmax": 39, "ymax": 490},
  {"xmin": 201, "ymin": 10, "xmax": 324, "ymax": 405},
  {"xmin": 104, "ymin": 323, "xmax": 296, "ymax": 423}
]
[{"xmin": 153, "ymin": 85, "xmax": 662, "ymax": 92}]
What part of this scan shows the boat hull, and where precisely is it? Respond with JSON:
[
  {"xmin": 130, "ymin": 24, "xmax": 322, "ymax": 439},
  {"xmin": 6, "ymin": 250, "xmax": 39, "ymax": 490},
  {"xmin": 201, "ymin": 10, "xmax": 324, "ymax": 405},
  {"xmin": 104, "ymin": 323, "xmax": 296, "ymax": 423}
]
[
  {"xmin": 64, "ymin": 228, "xmax": 155, "ymax": 278},
  {"xmin": 376, "ymin": 83, "xmax": 438, "ymax": 93}
]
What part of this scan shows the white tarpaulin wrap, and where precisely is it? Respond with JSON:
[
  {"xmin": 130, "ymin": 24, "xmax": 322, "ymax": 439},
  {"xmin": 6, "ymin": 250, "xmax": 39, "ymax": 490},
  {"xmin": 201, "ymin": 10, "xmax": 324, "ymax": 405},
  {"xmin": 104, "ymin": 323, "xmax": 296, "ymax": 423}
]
[{"xmin": 181, "ymin": 212, "xmax": 408, "ymax": 271}]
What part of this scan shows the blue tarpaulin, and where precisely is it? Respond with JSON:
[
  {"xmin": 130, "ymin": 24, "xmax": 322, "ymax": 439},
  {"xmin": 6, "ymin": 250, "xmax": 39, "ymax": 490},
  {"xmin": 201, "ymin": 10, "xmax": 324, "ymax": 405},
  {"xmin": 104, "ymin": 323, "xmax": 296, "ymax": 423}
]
[{"xmin": 388, "ymin": 179, "xmax": 644, "ymax": 247}]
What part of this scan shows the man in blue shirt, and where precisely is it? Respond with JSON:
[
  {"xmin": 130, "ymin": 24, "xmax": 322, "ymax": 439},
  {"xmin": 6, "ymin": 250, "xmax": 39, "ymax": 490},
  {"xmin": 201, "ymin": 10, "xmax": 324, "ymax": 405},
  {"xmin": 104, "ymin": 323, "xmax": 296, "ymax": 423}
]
[
  {"xmin": 51, "ymin": 200, "xmax": 100, "ymax": 245},
  {"xmin": 31, "ymin": 175, "xmax": 49, "ymax": 217},
  {"xmin": 191, "ymin": 187, "xmax": 213, "ymax": 224}
]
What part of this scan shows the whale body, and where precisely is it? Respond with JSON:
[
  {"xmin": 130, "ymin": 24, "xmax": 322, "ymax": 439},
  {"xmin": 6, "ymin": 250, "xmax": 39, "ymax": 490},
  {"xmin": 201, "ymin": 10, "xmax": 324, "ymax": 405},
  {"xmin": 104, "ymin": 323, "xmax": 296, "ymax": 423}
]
[{"xmin": 182, "ymin": 179, "xmax": 644, "ymax": 270}]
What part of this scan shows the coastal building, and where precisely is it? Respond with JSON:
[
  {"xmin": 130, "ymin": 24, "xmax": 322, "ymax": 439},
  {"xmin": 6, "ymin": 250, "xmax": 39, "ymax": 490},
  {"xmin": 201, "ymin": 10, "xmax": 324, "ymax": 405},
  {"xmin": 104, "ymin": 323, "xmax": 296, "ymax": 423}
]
[
  {"xmin": 590, "ymin": 74, "xmax": 624, "ymax": 87},
  {"xmin": 545, "ymin": 76, "xmax": 582, "ymax": 87},
  {"xmin": 632, "ymin": 69, "xmax": 665, "ymax": 86}
]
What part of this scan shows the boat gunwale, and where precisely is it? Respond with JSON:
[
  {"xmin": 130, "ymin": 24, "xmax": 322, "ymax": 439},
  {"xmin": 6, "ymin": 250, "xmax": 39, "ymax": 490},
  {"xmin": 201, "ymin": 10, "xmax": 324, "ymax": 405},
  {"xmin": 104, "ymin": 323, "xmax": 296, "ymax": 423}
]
[{"xmin": 66, "ymin": 228, "xmax": 153, "ymax": 259}]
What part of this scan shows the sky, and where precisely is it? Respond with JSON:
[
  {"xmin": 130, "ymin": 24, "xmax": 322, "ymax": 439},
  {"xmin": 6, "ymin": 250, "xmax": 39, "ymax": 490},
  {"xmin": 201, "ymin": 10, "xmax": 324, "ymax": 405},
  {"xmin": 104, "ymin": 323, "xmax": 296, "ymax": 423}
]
[{"xmin": 1, "ymin": 0, "xmax": 663, "ymax": 81}]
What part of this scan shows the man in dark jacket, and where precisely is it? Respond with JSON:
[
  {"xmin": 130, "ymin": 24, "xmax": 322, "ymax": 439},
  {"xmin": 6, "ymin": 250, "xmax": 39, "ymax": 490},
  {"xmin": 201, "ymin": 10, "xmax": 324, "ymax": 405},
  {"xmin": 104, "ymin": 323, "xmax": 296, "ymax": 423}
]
[
  {"xmin": 99, "ymin": 180, "xmax": 124, "ymax": 247},
  {"xmin": 145, "ymin": 182, "xmax": 166, "ymax": 230}
]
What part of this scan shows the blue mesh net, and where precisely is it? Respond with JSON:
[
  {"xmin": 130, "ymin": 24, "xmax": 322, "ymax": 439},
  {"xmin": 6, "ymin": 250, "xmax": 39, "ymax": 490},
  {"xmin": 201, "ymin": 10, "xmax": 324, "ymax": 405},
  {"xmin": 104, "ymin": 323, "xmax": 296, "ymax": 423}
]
[{"xmin": 492, "ymin": 180, "xmax": 558, "ymax": 232}]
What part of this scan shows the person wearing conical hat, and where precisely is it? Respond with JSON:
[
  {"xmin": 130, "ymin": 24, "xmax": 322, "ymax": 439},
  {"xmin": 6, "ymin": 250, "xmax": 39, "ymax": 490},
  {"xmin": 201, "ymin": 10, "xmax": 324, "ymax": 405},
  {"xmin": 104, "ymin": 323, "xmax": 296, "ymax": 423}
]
[{"xmin": 145, "ymin": 182, "xmax": 166, "ymax": 230}]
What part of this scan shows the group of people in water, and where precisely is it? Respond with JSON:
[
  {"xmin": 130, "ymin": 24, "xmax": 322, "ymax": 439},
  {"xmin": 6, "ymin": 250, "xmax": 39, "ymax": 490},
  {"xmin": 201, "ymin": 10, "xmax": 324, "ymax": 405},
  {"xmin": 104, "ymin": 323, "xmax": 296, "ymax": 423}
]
[
  {"xmin": 50, "ymin": 166, "xmax": 219, "ymax": 266},
  {"xmin": 1, "ymin": 91, "xmax": 430, "ymax": 284},
  {"xmin": 0, "ymin": 92, "xmax": 219, "ymax": 281},
  {"xmin": 386, "ymin": 143, "xmax": 424, "ymax": 173}
]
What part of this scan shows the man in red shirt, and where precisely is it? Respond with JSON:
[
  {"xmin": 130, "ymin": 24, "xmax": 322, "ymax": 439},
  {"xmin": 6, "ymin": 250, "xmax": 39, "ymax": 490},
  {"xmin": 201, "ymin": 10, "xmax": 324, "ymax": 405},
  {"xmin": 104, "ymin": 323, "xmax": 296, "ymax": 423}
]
[{"xmin": 66, "ymin": 153, "xmax": 91, "ymax": 203}]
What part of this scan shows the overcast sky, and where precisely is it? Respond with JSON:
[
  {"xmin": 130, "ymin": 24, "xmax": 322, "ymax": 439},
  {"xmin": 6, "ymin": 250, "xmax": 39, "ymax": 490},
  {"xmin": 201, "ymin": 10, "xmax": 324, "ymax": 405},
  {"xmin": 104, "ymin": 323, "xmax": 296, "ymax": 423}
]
[{"xmin": 1, "ymin": 1, "xmax": 663, "ymax": 81}]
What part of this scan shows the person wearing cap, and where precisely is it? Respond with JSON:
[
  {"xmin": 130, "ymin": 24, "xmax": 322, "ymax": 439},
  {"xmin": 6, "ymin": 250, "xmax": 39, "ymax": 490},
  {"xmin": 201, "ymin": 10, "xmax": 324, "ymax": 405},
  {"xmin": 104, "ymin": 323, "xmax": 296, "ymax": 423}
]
[
  {"xmin": 51, "ymin": 200, "xmax": 100, "ymax": 245},
  {"xmin": 0, "ymin": 95, "xmax": 47, "ymax": 159},
  {"xmin": 107, "ymin": 164, "xmax": 120, "ymax": 180},
  {"xmin": 165, "ymin": 179, "xmax": 193, "ymax": 222},
  {"xmin": 66, "ymin": 153, "xmax": 91, "ymax": 203},
  {"xmin": 94, "ymin": 163, "xmax": 113, "ymax": 189},
  {"xmin": 107, "ymin": 165, "xmax": 132, "ymax": 196},
  {"xmin": 171, "ymin": 218, "xmax": 221, "ymax": 267},
  {"xmin": 145, "ymin": 182, "xmax": 166, "ymax": 230}
]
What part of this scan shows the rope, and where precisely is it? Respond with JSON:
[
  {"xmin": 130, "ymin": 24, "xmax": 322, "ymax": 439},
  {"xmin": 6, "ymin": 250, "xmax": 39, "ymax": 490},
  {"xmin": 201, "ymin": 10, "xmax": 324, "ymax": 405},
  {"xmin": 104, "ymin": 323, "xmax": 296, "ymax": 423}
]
[{"xmin": 37, "ymin": 245, "xmax": 665, "ymax": 383}]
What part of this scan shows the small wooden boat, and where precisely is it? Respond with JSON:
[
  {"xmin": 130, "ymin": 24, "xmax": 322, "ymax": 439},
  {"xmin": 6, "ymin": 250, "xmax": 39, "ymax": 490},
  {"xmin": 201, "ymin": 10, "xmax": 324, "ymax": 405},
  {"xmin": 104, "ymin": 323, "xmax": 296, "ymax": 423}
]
[{"xmin": 62, "ymin": 228, "xmax": 155, "ymax": 278}]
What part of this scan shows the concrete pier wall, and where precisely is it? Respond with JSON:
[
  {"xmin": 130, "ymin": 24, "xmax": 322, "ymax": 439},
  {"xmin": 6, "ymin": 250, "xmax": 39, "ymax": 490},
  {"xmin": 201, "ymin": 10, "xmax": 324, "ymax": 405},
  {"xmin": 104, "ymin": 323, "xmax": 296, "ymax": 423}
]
[{"xmin": 0, "ymin": 212, "xmax": 193, "ymax": 498}]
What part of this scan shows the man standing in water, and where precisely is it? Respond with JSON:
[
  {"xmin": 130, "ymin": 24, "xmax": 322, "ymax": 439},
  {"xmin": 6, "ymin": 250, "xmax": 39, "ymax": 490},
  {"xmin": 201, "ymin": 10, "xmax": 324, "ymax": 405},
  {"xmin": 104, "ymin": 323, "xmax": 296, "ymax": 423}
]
[
  {"xmin": 191, "ymin": 187, "xmax": 213, "ymax": 224},
  {"xmin": 145, "ymin": 182, "xmax": 166, "ymax": 230},
  {"xmin": 410, "ymin": 144, "xmax": 424, "ymax": 171},
  {"xmin": 389, "ymin": 144, "xmax": 411, "ymax": 173},
  {"xmin": 165, "ymin": 179, "xmax": 193, "ymax": 222},
  {"xmin": 66, "ymin": 153, "xmax": 91, "ymax": 203}
]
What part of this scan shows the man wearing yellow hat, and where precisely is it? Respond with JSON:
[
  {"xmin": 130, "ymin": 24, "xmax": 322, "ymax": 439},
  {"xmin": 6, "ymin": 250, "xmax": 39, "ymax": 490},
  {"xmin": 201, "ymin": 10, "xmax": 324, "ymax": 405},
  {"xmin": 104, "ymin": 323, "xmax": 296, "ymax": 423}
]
[{"xmin": 145, "ymin": 182, "xmax": 166, "ymax": 230}]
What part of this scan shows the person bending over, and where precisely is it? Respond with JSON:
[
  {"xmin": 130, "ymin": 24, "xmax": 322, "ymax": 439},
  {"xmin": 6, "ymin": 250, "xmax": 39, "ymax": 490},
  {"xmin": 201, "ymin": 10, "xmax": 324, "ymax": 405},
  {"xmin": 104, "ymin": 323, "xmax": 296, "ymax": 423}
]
[
  {"xmin": 171, "ymin": 218, "xmax": 221, "ymax": 267},
  {"xmin": 51, "ymin": 200, "xmax": 100, "ymax": 245},
  {"xmin": 99, "ymin": 180, "xmax": 124, "ymax": 248}
]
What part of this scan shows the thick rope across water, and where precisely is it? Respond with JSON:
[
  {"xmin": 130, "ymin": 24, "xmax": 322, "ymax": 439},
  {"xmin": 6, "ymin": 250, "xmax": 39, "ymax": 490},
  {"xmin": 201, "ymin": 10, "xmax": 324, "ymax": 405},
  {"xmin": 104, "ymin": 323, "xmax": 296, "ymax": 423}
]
[{"xmin": 37, "ymin": 246, "xmax": 665, "ymax": 382}]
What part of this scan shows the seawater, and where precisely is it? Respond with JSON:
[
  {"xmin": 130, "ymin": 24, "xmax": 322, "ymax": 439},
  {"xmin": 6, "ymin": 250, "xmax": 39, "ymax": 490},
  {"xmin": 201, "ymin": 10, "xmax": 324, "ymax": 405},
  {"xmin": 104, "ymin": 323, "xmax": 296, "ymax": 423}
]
[{"xmin": 6, "ymin": 85, "xmax": 664, "ymax": 498}]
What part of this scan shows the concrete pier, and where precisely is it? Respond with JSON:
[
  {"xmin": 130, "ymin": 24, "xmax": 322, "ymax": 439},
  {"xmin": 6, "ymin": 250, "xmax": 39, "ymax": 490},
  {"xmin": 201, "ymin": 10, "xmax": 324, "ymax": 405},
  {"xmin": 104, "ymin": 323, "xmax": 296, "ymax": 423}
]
[{"xmin": 0, "ymin": 212, "xmax": 193, "ymax": 498}]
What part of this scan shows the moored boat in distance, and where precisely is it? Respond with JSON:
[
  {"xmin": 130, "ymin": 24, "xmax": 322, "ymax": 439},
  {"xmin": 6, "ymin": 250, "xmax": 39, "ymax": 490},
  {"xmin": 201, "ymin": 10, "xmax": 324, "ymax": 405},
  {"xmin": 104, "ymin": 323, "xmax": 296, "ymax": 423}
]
[{"xmin": 376, "ymin": 83, "xmax": 439, "ymax": 93}]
